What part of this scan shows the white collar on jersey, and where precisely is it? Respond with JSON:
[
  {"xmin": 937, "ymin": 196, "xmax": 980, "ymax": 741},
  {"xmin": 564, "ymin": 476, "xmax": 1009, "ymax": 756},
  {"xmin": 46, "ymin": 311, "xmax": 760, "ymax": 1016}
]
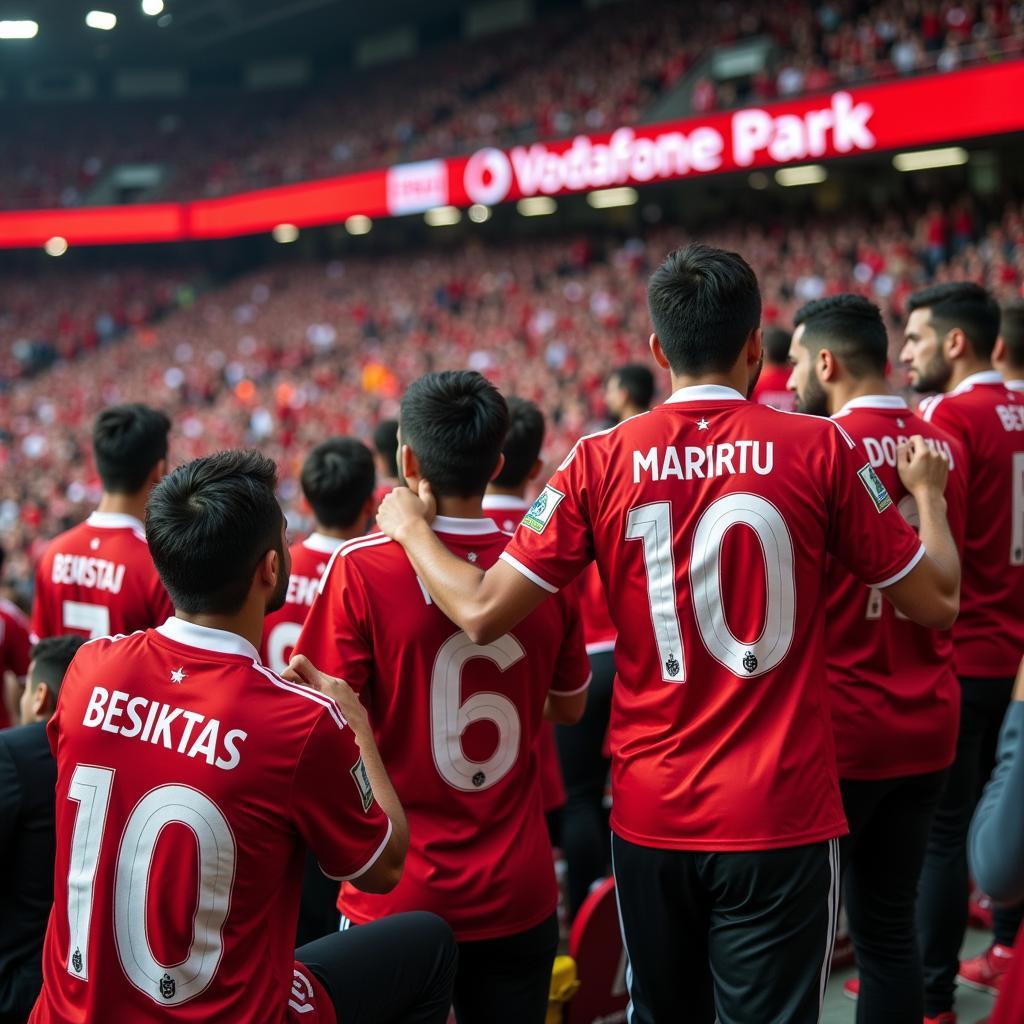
[
  {"xmin": 156, "ymin": 616, "xmax": 261, "ymax": 662},
  {"xmin": 432, "ymin": 515, "xmax": 502, "ymax": 536},
  {"xmin": 1005, "ymin": 379, "xmax": 1024, "ymax": 391},
  {"xmin": 302, "ymin": 532, "xmax": 348, "ymax": 554},
  {"xmin": 665, "ymin": 384, "xmax": 745, "ymax": 404},
  {"xmin": 86, "ymin": 511, "xmax": 146, "ymax": 532},
  {"xmin": 481, "ymin": 494, "xmax": 530, "ymax": 511},
  {"xmin": 835, "ymin": 394, "xmax": 909, "ymax": 415},
  {"xmin": 951, "ymin": 369, "xmax": 1005, "ymax": 394}
]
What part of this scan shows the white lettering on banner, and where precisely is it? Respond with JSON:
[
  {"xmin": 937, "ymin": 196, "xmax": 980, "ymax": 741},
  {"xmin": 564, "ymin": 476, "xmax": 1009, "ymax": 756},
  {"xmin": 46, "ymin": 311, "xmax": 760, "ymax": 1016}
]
[
  {"xmin": 81, "ymin": 686, "xmax": 247, "ymax": 770},
  {"xmin": 632, "ymin": 442, "xmax": 774, "ymax": 484},
  {"xmin": 464, "ymin": 91, "xmax": 876, "ymax": 203},
  {"xmin": 385, "ymin": 159, "xmax": 449, "ymax": 216},
  {"xmin": 52, "ymin": 554, "xmax": 126, "ymax": 594},
  {"xmin": 732, "ymin": 92, "xmax": 875, "ymax": 166}
]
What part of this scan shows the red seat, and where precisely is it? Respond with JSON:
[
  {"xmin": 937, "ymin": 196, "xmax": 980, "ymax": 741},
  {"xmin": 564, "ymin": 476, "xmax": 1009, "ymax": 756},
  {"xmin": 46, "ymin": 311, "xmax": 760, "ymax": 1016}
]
[{"xmin": 565, "ymin": 878, "xmax": 629, "ymax": 1024}]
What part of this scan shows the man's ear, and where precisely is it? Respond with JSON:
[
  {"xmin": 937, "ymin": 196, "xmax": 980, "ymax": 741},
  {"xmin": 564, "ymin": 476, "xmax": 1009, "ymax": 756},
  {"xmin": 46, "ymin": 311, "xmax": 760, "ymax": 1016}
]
[
  {"xmin": 945, "ymin": 327, "xmax": 969, "ymax": 361},
  {"xmin": 649, "ymin": 333, "xmax": 671, "ymax": 370},
  {"xmin": 401, "ymin": 443, "xmax": 421, "ymax": 486},
  {"xmin": 146, "ymin": 458, "xmax": 168, "ymax": 492},
  {"xmin": 527, "ymin": 457, "xmax": 544, "ymax": 483},
  {"xmin": 993, "ymin": 336, "xmax": 1007, "ymax": 366},
  {"xmin": 746, "ymin": 326, "xmax": 763, "ymax": 367},
  {"xmin": 258, "ymin": 547, "xmax": 279, "ymax": 592},
  {"xmin": 817, "ymin": 348, "xmax": 839, "ymax": 383},
  {"xmin": 488, "ymin": 453, "xmax": 506, "ymax": 483},
  {"xmin": 31, "ymin": 683, "xmax": 52, "ymax": 718}
]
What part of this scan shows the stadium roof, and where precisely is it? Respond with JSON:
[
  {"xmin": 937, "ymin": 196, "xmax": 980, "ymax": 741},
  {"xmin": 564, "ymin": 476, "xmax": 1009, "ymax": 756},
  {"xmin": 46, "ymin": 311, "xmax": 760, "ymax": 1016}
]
[{"xmin": 0, "ymin": 0, "xmax": 541, "ymax": 68}]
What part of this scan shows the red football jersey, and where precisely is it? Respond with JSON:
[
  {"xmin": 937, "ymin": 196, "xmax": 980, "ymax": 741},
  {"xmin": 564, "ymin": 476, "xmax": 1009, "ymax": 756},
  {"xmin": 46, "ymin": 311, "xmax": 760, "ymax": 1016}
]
[
  {"xmin": 919, "ymin": 371, "xmax": 1024, "ymax": 677},
  {"xmin": 482, "ymin": 496, "xmax": 566, "ymax": 814},
  {"xmin": 294, "ymin": 516, "xmax": 590, "ymax": 941},
  {"xmin": 0, "ymin": 597, "xmax": 33, "ymax": 729},
  {"xmin": 260, "ymin": 534, "xmax": 345, "ymax": 673},
  {"xmin": 31, "ymin": 513, "xmax": 173, "ymax": 642},
  {"xmin": 501, "ymin": 384, "xmax": 924, "ymax": 851},
  {"xmin": 577, "ymin": 563, "xmax": 616, "ymax": 654},
  {"xmin": 751, "ymin": 364, "xmax": 797, "ymax": 412},
  {"xmin": 31, "ymin": 617, "xmax": 390, "ymax": 1024},
  {"xmin": 826, "ymin": 396, "xmax": 966, "ymax": 779}
]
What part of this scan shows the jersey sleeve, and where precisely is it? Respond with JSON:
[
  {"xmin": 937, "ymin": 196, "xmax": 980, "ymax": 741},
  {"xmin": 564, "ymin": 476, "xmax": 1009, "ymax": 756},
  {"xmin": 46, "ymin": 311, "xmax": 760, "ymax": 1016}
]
[
  {"xmin": 293, "ymin": 551, "xmax": 373, "ymax": 695},
  {"xmin": 290, "ymin": 712, "xmax": 392, "ymax": 881},
  {"xmin": 825, "ymin": 426, "xmax": 925, "ymax": 588},
  {"xmin": 500, "ymin": 447, "xmax": 594, "ymax": 594},
  {"xmin": 548, "ymin": 588, "xmax": 593, "ymax": 696}
]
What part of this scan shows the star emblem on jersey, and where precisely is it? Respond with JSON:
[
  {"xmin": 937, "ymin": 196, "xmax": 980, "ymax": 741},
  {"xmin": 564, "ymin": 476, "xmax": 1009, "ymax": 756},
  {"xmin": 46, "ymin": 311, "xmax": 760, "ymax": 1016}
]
[
  {"xmin": 159, "ymin": 973, "xmax": 176, "ymax": 1000},
  {"xmin": 89, "ymin": 538, "xmax": 100, "ymax": 550},
  {"xmin": 742, "ymin": 650, "xmax": 758, "ymax": 673},
  {"xmin": 72, "ymin": 948, "xmax": 83, "ymax": 974},
  {"xmin": 317, "ymin": 563, "xmax": 327, "ymax": 575},
  {"xmin": 665, "ymin": 654, "xmax": 680, "ymax": 678},
  {"xmin": 896, "ymin": 418, "xmax": 905, "ymax": 428},
  {"xmin": 467, "ymin": 551, "xmax": 478, "ymax": 563},
  {"xmin": 697, "ymin": 418, "xmax": 710, "ymax": 430},
  {"xmin": 170, "ymin": 667, "xmax": 187, "ymax": 685}
]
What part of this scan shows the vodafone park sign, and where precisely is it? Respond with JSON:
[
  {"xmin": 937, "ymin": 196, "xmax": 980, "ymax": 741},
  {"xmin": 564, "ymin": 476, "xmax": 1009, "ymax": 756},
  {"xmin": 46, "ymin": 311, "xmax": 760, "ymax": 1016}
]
[
  {"xmin": 455, "ymin": 91, "xmax": 875, "ymax": 207},
  {"xmin": 2, "ymin": 61, "xmax": 1023, "ymax": 248}
]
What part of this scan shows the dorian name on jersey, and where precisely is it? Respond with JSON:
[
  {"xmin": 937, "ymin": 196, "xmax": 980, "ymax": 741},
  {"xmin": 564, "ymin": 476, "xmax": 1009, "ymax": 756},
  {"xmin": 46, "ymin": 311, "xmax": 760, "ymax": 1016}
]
[{"xmin": 79, "ymin": 684, "xmax": 246, "ymax": 770}]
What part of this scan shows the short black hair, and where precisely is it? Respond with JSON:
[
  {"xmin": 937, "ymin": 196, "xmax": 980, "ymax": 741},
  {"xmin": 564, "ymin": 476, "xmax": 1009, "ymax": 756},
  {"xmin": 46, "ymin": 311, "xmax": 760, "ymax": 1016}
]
[
  {"xmin": 1000, "ymin": 300, "xmax": 1024, "ymax": 369},
  {"xmin": 301, "ymin": 437, "xmax": 376, "ymax": 529},
  {"xmin": 794, "ymin": 294, "xmax": 889, "ymax": 378},
  {"xmin": 400, "ymin": 371, "xmax": 509, "ymax": 499},
  {"xmin": 145, "ymin": 449, "xmax": 283, "ymax": 615},
  {"xmin": 609, "ymin": 364, "xmax": 656, "ymax": 411},
  {"xmin": 372, "ymin": 419, "xmax": 400, "ymax": 479},
  {"xmin": 30, "ymin": 634, "xmax": 87, "ymax": 698},
  {"xmin": 906, "ymin": 282, "xmax": 1001, "ymax": 360},
  {"xmin": 93, "ymin": 404, "xmax": 171, "ymax": 495},
  {"xmin": 492, "ymin": 397, "xmax": 545, "ymax": 489},
  {"xmin": 647, "ymin": 243, "xmax": 762, "ymax": 376},
  {"xmin": 762, "ymin": 325, "xmax": 792, "ymax": 366}
]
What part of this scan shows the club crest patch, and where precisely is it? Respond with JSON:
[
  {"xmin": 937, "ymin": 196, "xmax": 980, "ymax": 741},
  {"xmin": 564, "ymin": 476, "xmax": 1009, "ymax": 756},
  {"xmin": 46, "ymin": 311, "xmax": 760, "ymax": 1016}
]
[
  {"xmin": 351, "ymin": 756, "xmax": 374, "ymax": 813},
  {"xmin": 522, "ymin": 485, "xmax": 565, "ymax": 534},
  {"xmin": 857, "ymin": 463, "xmax": 892, "ymax": 513}
]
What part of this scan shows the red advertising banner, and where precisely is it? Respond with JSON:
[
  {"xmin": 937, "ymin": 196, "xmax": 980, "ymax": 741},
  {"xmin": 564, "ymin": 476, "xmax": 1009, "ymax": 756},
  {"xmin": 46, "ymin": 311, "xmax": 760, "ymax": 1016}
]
[{"xmin": 0, "ymin": 61, "xmax": 1021, "ymax": 249}]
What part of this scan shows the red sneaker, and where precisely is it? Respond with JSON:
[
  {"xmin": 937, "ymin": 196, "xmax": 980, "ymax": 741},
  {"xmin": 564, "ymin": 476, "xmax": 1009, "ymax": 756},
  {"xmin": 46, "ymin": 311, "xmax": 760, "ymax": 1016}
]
[
  {"xmin": 968, "ymin": 890, "xmax": 994, "ymax": 930},
  {"xmin": 842, "ymin": 977, "xmax": 859, "ymax": 1001},
  {"xmin": 923, "ymin": 1014, "xmax": 957, "ymax": 1024},
  {"xmin": 957, "ymin": 943, "xmax": 1014, "ymax": 995}
]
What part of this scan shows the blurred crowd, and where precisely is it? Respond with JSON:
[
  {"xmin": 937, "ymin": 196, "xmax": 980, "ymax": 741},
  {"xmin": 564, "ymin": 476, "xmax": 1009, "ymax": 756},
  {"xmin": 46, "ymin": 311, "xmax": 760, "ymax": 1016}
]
[
  {"xmin": 2, "ymin": 0, "xmax": 1023, "ymax": 209},
  {"xmin": 3, "ymin": 191, "xmax": 1023, "ymax": 600}
]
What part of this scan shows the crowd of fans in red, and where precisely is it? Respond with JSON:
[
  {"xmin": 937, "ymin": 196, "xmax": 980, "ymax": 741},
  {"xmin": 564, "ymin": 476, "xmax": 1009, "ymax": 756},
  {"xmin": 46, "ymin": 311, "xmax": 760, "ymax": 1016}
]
[
  {"xmin": 3, "ymin": 192, "xmax": 1023, "ymax": 599},
  {"xmin": 3, "ymin": 0, "xmax": 1022, "ymax": 210}
]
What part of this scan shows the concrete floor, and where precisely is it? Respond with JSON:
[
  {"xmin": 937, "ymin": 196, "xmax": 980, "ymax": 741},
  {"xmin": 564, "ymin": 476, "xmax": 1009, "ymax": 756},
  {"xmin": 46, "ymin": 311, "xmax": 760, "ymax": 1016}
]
[{"xmin": 822, "ymin": 928, "xmax": 996, "ymax": 1023}]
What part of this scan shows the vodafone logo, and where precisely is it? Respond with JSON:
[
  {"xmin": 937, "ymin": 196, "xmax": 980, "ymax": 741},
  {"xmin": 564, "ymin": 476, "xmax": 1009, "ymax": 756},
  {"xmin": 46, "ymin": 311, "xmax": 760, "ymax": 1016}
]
[{"xmin": 464, "ymin": 147, "xmax": 514, "ymax": 205}]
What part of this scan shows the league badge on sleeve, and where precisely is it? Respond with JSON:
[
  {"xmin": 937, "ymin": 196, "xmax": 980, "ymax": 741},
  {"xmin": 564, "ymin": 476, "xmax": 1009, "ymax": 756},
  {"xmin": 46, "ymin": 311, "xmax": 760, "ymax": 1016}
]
[
  {"xmin": 856, "ymin": 463, "xmax": 893, "ymax": 513},
  {"xmin": 522, "ymin": 485, "xmax": 565, "ymax": 534},
  {"xmin": 351, "ymin": 756, "xmax": 374, "ymax": 812}
]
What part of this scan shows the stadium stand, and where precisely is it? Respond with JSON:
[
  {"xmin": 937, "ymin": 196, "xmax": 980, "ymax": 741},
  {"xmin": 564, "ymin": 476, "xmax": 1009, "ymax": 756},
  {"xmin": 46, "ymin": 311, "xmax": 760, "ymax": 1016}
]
[
  {"xmin": 3, "ymin": 192, "xmax": 1022, "ymax": 599},
  {"xmin": 0, "ymin": 0, "xmax": 1021, "ymax": 209}
]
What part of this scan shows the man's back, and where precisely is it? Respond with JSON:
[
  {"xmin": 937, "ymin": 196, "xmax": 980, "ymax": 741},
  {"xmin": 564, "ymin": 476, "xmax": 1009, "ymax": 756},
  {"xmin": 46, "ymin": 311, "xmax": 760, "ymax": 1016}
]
[
  {"xmin": 0, "ymin": 722, "xmax": 56, "ymax": 1017},
  {"xmin": 826, "ymin": 397, "xmax": 966, "ymax": 778},
  {"xmin": 32, "ymin": 619, "xmax": 390, "ymax": 1024},
  {"xmin": 31, "ymin": 514, "xmax": 172, "ymax": 642},
  {"xmin": 296, "ymin": 518, "xmax": 589, "ymax": 940},
  {"xmin": 501, "ymin": 385, "xmax": 923, "ymax": 850},
  {"xmin": 260, "ymin": 535, "xmax": 341, "ymax": 674},
  {"xmin": 920, "ymin": 372, "xmax": 1024, "ymax": 676}
]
